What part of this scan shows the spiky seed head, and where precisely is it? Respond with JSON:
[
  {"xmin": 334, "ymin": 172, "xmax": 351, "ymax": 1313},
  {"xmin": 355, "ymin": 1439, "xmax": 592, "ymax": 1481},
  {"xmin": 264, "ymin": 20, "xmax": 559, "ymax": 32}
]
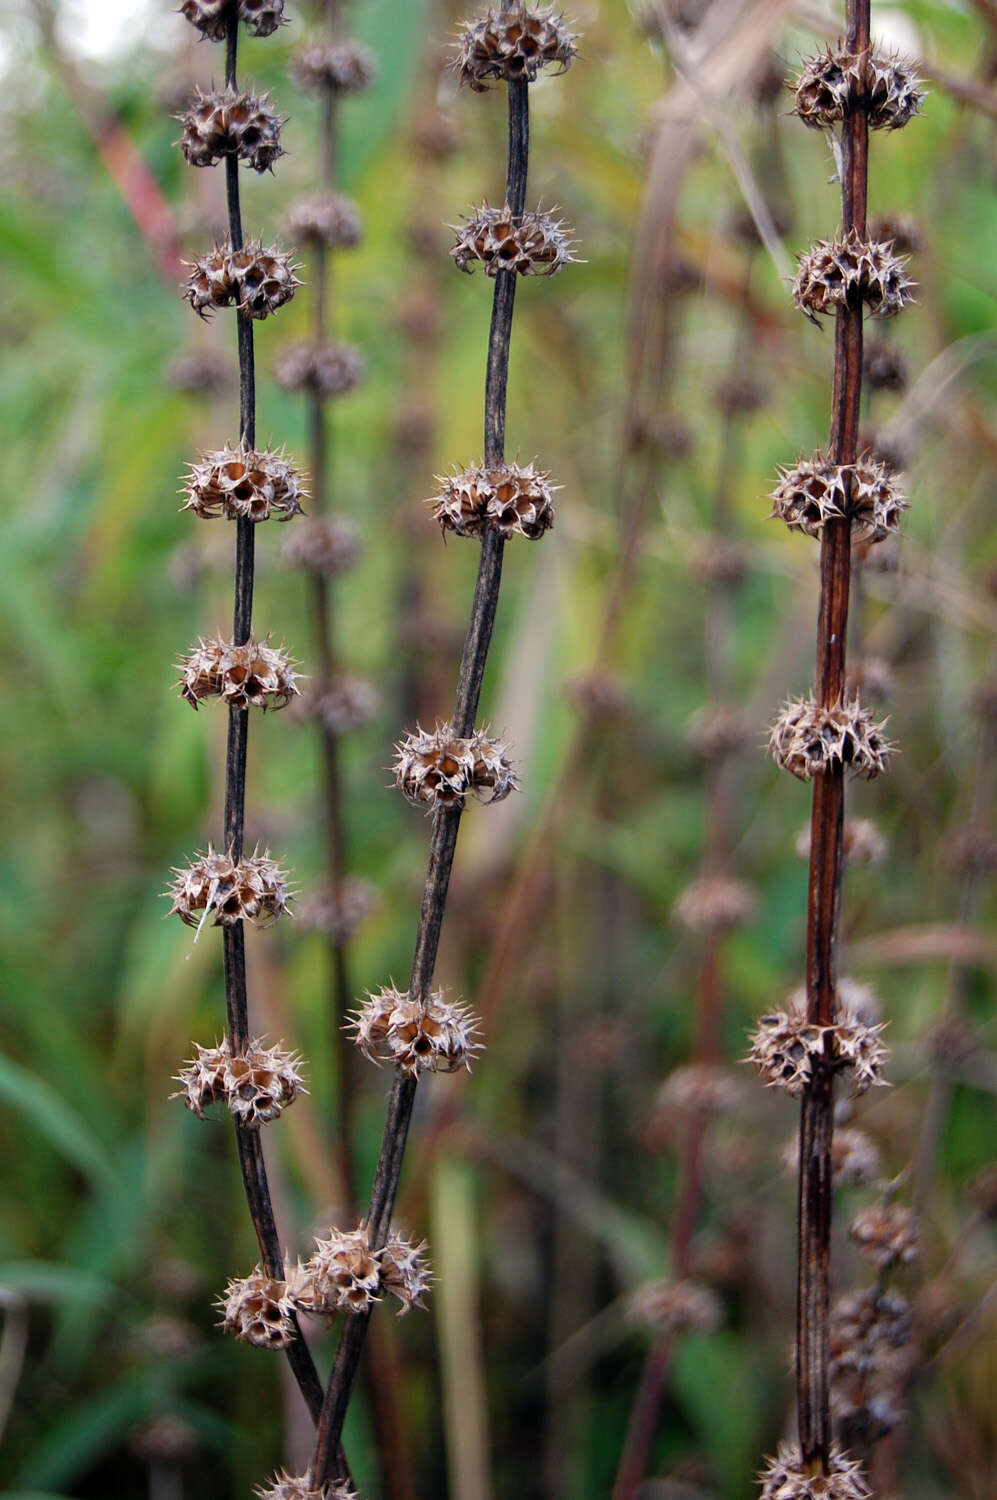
[
  {"xmin": 173, "ymin": 1037, "xmax": 306, "ymax": 1126},
  {"xmin": 182, "ymin": 443, "xmax": 306, "ymax": 523},
  {"xmin": 768, "ymin": 697, "xmax": 893, "ymax": 781},
  {"xmin": 672, "ymin": 876, "xmax": 757, "ymax": 934},
  {"xmin": 686, "ymin": 705, "xmax": 752, "ymax": 760},
  {"xmin": 178, "ymin": 0, "xmax": 229, "ymax": 39},
  {"xmin": 782, "ymin": 1126, "xmax": 881, "ymax": 1186},
  {"xmin": 793, "ymin": 46, "xmax": 924, "ymax": 131},
  {"xmin": 796, "ymin": 818, "xmax": 887, "ymax": 867},
  {"xmin": 747, "ymin": 999, "xmax": 889, "ymax": 1097},
  {"xmin": 293, "ymin": 1227, "xmax": 383, "ymax": 1315},
  {"xmin": 284, "ymin": 195, "xmax": 363, "ymax": 249},
  {"xmin": 274, "ymin": 340, "xmax": 366, "ymax": 397},
  {"xmin": 428, "ymin": 461, "xmax": 555, "ymax": 540},
  {"xmin": 451, "ymin": 203, "xmax": 577, "ymax": 277},
  {"xmin": 166, "ymin": 847, "xmax": 291, "ymax": 928},
  {"xmin": 290, "ymin": 39, "xmax": 377, "ymax": 93},
  {"xmin": 281, "ymin": 515, "xmax": 363, "ymax": 576},
  {"xmin": 379, "ymin": 1231, "xmax": 433, "ymax": 1315},
  {"xmin": 793, "ymin": 231, "xmax": 914, "ymax": 322},
  {"xmin": 296, "ymin": 878, "xmax": 378, "ymax": 943},
  {"xmin": 183, "ymin": 239, "xmax": 300, "ymax": 321},
  {"xmin": 758, "ymin": 1442, "xmax": 871, "ymax": 1500},
  {"xmin": 629, "ymin": 1278, "xmax": 722, "ymax": 1336},
  {"xmin": 166, "ymin": 349, "xmax": 234, "ymax": 394},
  {"xmin": 177, "ymin": 635, "xmax": 298, "ymax": 711},
  {"xmin": 219, "ymin": 1268, "xmax": 297, "ymax": 1349},
  {"xmin": 255, "ymin": 1472, "xmax": 356, "ymax": 1500},
  {"xmin": 455, "ymin": 5, "xmax": 578, "ymax": 90},
  {"xmin": 863, "ymin": 336, "xmax": 908, "ymax": 392},
  {"xmin": 239, "ymin": 0, "xmax": 286, "ymax": 37},
  {"xmin": 393, "ymin": 723, "xmax": 517, "ymax": 810},
  {"xmin": 349, "ymin": 985, "xmax": 482, "ymax": 1075},
  {"xmin": 177, "ymin": 86, "xmax": 283, "ymax": 172},
  {"xmin": 849, "ymin": 1202, "xmax": 919, "ymax": 1269},
  {"xmin": 770, "ymin": 453, "xmax": 908, "ymax": 542},
  {"xmin": 291, "ymin": 677, "xmax": 379, "ymax": 736}
]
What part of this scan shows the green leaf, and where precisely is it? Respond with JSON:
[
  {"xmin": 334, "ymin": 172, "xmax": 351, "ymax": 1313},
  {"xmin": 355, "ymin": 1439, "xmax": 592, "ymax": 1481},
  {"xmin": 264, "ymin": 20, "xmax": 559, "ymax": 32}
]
[
  {"xmin": 0, "ymin": 1261, "xmax": 116, "ymax": 1306},
  {"xmin": 0, "ymin": 1056, "xmax": 115, "ymax": 1191}
]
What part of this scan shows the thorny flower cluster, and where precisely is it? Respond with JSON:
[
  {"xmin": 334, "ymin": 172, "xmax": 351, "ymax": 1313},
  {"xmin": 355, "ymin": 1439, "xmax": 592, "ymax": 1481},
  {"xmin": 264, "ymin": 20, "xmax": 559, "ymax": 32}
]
[
  {"xmin": 182, "ymin": 443, "xmax": 306, "ymax": 522},
  {"xmin": 450, "ymin": 203, "xmax": 577, "ymax": 277},
  {"xmin": 177, "ymin": 635, "xmax": 298, "ymax": 710},
  {"xmin": 184, "ymin": 240, "xmax": 302, "ymax": 320},
  {"xmin": 393, "ymin": 722, "xmax": 518, "ymax": 809},
  {"xmin": 428, "ymin": 461, "xmax": 556, "ymax": 539}
]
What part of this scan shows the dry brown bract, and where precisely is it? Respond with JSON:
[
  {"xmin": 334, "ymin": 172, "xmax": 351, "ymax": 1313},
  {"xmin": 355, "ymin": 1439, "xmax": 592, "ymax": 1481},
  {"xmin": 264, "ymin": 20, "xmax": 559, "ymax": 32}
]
[
  {"xmin": 393, "ymin": 723, "xmax": 517, "ymax": 809},
  {"xmin": 282, "ymin": 515, "xmax": 362, "ymax": 576},
  {"xmin": 290, "ymin": 39, "xmax": 377, "ymax": 93},
  {"xmin": 219, "ymin": 1268, "xmax": 297, "ymax": 1349},
  {"xmin": 182, "ymin": 443, "xmax": 306, "ymax": 522},
  {"xmin": 672, "ymin": 875, "xmax": 757, "ymax": 934},
  {"xmin": 628, "ymin": 1278, "xmax": 722, "ymax": 1336},
  {"xmin": 274, "ymin": 340, "xmax": 366, "ymax": 397},
  {"xmin": 451, "ymin": 204, "xmax": 576, "ymax": 277},
  {"xmin": 770, "ymin": 453, "xmax": 908, "ymax": 542},
  {"xmin": 284, "ymin": 194, "xmax": 363, "ymax": 249},
  {"xmin": 758, "ymin": 1442, "xmax": 871, "ymax": 1500},
  {"xmin": 349, "ymin": 985, "xmax": 482, "ymax": 1074},
  {"xmin": 849, "ymin": 1202, "xmax": 919, "ymax": 1269},
  {"xmin": 173, "ymin": 1037, "xmax": 306, "ymax": 1126},
  {"xmin": 794, "ymin": 47, "xmax": 924, "ymax": 131},
  {"xmin": 177, "ymin": 86, "xmax": 283, "ymax": 172},
  {"xmin": 428, "ymin": 461, "xmax": 556, "ymax": 539},
  {"xmin": 256, "ymin": 1472, "xmax": 356, "ymax": 1500},
  {"xmin": 183, "ymin": 239, "xmax": 300, "ymax": 320},
  {"xmin": 793, "ymin": 232, "xmax": 913, "ymax": 322},
  {"xmin": 455, "ymin": 4, "xmax": 577, "ymax": 90},
  {"xmin": 292, "ymin": 1225, "xmax": 430, "ymax": 1317},
  {"xmin": 748, "ymin": 1002, "xmax": 889, "ymax": 1097},
  {"xmin": 177, "ymin": 636, "xmax": 298, "ymax": 710},
  {"xmin": 180, "ymin": 0, "xmax": 286, "ymax": 41},
  {"xmin": 769, "ymin": 697, "xmax": 892, "ymax": 781},
  {"xmin": 166, "ymin": 848, "xmax": 290, "ymax": 929}
]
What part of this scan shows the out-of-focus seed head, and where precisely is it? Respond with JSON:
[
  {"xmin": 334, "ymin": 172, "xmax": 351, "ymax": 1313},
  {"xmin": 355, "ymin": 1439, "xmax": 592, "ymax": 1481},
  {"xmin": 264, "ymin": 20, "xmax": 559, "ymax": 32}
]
[
  {"xmin": 166, "ymin": 349, "xmax": 234, "ymax": 394},
  {"xmin": 412, "ymin": 111, "xmax": 459, "ymax": 159},
  {"xmin": 868, "ymin": 212, "xmax": 922, "ymax": 258},
  {"xmin": 629, "ymin": 1278, "xmax": 722, "ymax": 1337},
  {"xmin": 846, "ymin": 657, "xmax": 895, "ymax": 704},
  {"xmin": 256, "ymin": 1472, "xmax": 356, "ymax": 1500},
  {"xmin": 379, "ymin": 1231, "xmax": 433, "ymax": 1314},
  {"xmin": 166, "ymin": 847, "xmax": 291, "ymax": 929},
  {"xmin": 177, "ymin": 635, "xmax": 298, "ymax": 711},
  {"xmin": 274, "ymin": 340, "xmax": 366, "ymax": 398},
  {"xmin": 393, "ymin": 723, "xmax": 517, "ymax": 810},
  {"xmin": 284, "ymin": 194, "xmax": 363, "ymax": 250},
  {"xmin": 129, "ymin": 1416, "xmax": 199, "ymax": 1462},
  {"xmin": 282, "ymin": 516, "xmax": 362, "ymax": 576},
  {"xmin": 451, "ymin": 203, "xmax": 577, "ymax": 277},
  {"xmin": 395, "ymin": 401, "xmax": 436, "ymax": 451},
  {"xmin": 793, "ymin": 47, "xmax": 924, "ymax": 131},
  {"xmin": 183, "ymin": 239, "xmax": 301, "ymax": 320},
  {"xmin": 695, "ymin": 539, "xmax": 749, "ymax": 588},
  {"xmin": 239, "ymin": 0, "xmax": 286, "ymax": 37},
  {"xmin": 793, "ymin": 232, "xmax": 914, "ymax": 322},
  {"xmin": 290, "ymin": 39, "xmax": 377, "ymax": 93},
  {"xmin": 178, "ymin": 0, "xmax": 229, "ymax": 39},
  {"xmin": 396, "ymin": 290, "xmax": 441, "ymax": 345},
  {"xmin": 182, "ymin": 443, "xmax": 306, "ymax": 522},
  {"xmin": 292, "ymin": 676, "xmax": 379, "ymax": 736},
  {"xmin": 758, "ymin": 1442, "xmax": 871, "ymax": 1500},
  {"xmin": 770, "ymin": 453, "xmax": 908, "ymax": 542},
  {"xmin": 564, "ymin": 671, "xmax": 629, "ymax": 722},
  {"xmin": 849, "ymin": 1202, "xmax": 919, "ymax": 1269},
  {"xmin": 629, "ymin": 409, "xmax": 694, "ymax": 460},
  {"xmin": 349, "ymin": 985, "xmax": 482, "ymax": 1074},
  {"xmin": 673, "ymin": 876, "xmax": 757, "ymax": 935},
  {"xmin": 292, "ymin": 1227, "xmax": 382, "ymax": 1315},
  {"xmin": 796, "ymin": 818, "xmax": 888, "ymax": 869},
  {"xmin": 782, "ymin": 1126, "xmax": 881, "ymax": 1186},
  {"xmin": 748, "ymin": 1000, "xmax": 889, "ymax": 1097},
  {"xmin": 946, "ymin": 828, "xmax": 997, "ymax": 877},
  {"xmin": 174, "ymin": 1037, "xmax": 306, "ymax": 1127},
  {"xmin": 686, "ymin": 705, "xmax": 752, "ymax": 761},
  {"xmin": 428, "ymin": 461, "xmax": 556, "ymax": 540},
  {"xmin": 177, "ymin": 86, "xmax": 283, "ymax": 172},
  {"xmin": 768, "ymin": 696, "xmax": 893, "ymax": 781},
  {"xmin": 830, "ymin": 1288, "xmax": 913, "ymax": 1383},
  {"xmin": 863, "ymin": 337, "xmax": 908, "ymax": 393},
  {"xmin": 714, "ymin": 373, "xmax": 765, "ymax": 416},
  {"xmin": 296, "ymin": 878, "xmax": 377, "ymax": 943},
  {"xmin": 646, "ymin": 1064, "xmax": 743, "ymax": 1148},
  {"xmin": 219, "ymin": 1268, "xmax": 297, "ymax": 1349},
  {"xmin": 455, "ymin": 5, "xmax": 578, "ymax": 91}
]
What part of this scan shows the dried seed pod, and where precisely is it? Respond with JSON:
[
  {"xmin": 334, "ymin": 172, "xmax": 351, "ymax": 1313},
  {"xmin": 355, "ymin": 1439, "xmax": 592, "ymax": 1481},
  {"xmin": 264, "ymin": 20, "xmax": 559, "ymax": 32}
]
[
  {"xmin": 796, "ymin": 818, "xmax": 887, "ymax": 868},
  {"xmin": 782, "ymin": 1126, "xmax": 881, "ymax": 1186},
  {"xmin": 758, "ymin": 1441, "xmax": 871, "ymax": 1500},
  {"xmin": 274, "ymin": 340, "xmax": 366, "ymax": 398},
  {"xmin": 849, "ymin": 1202, "xmax": 919, "ymax": 1269},
  {"xmin": 685, "ymin": 705, "xmax": 752, "ymax": 760},
  {"xmin": 177, "ymin": 86, "xmax": 284, "ymax": 172},
  {"xmin": 239, "ymin": 0, "xmax": 285, "ymax": 37},
  {"xmin": 296, "ymin": 878, "xmax": 378, "ymax": 943},
  {"xmin": 748, "ymin": 1000, "xmax": 889, "ymax": 1097},
  {"xmin": 673, "ymin": 876, "xmax": 757, "ymax": 934},
  {"xmin": 292, "ymin": 676, "xmax": 379, "ymax": 735},
  {"xmin": 182, "ymin": 443, "xmax": 306, "ymax": 522},
  {"xmin": 629, "ymin": 1278, "xmax": 722, "ymax": 1337},
  {"xmin": 284, "ymin": 194, "xmax": 363, "ymax": 249},
  {"xmin": 256, "ymin": 1471, "xmax": 356, "ymax": 1500},
  {"xmin": 281, "ymin": 515, "xmax": 363, "ymax": 576},
  {"xmin": 219, "ymin": 1268, "xmax": 297, "ymax": 1349},
  {"xmin": 173, "ymin": 1037, "xmax": 306, "ymax": 1126},
  {"xmin": 793, "ymin": 231, "xmax": 914, "ymax": 322},
  {"xmin": 862, "ymin": 336, "xmax": 908, "ymax": 392},
  {"xmin": 768, "ymin": 697, "xmax": 893, "ymax": 781},
  {"xmin": 393, "ymin": 723, "xmax": 517, "ymax": 810},
  {"xmin": 166, "ymin": 847, "xmax": 291, "ymax": 929},
  {"xmin": 830, "ymin": 1288, "xmax": 913, "ymax": 1382},
  {"xmin": 793, "ymin": 47, "xmax": 924, "ymax": 132},
  {"xmin": 451, "ymin": 203, "xmax": 577, "ymax": 277},
  {"xmin": 179, "ymin": 0, "xmax": 230, "ymax": 39},
  {"xmin": 455, "ymin": 4, "xmax": 578, "ymax": 91},
  {"xmin": 292, "ymin": 1227, "xmax": 382, "ymax": 1315},
  {"xmin": 183, "ymin": 239, "xmax": 301, "ymax": 321},
  {"xmin": 166, "ymin": 349, "xmax": 234, "ymax": 394},
  {"xmin": 379, "ymin": 1231, "xmax": 433, "ymax": 1315},
  {"xmin": 770, "ymin": 453, "xmax": 908, "ymax": 542},
  {"xmin": 290, "ymin": 39, "xmax": 377, "ymax": 93},
  {"xmin": 177, "ymin": 635, "xmax": 298, "ymax": 710},
  {"xmin": 428, "ymin": 461, "xmax": 556, "ymax": 540},
  {"xmin": 349, "ymin": 985, "xmax": 482, "ymax": 1074}
]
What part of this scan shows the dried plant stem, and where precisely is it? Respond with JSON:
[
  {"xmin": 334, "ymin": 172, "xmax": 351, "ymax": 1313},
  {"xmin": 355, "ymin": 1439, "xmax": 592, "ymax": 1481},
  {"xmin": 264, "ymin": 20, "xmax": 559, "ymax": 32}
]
[{"xmin": 310, "ymin": 77, "xmax": 531, "ymax": 1486}]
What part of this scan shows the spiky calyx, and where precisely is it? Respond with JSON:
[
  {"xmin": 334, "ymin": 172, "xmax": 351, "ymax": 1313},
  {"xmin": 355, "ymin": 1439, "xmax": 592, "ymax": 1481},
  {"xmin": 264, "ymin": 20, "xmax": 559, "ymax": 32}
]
[
  {"xmin": 793, "ymin": 47, "xmax": 924, "ymax": 132},
  {"xmin": 292, "ymin": 677, "xmax": 379, "ymax": 736},
  {"xmin": 177, "ymin": 636, "xmax": 298, "ymax": 711},
  {"xmin": 793, "ymin": 232, "xmax": 914, "ymax": 322},
  {"xmin": 795, "ymin": 818, "xmax": 887, "ymax": 867},
  {"xmin": 296, "ymin": 878, "xmax": 377, "ymax": 943},
  {"xmin": 770, "ymin": 453, "xmax": 908, "ymax": 541},
  {"xmin": 758, "ymin": 1443, "xmax": 871, "ymax": 1500},
  {"xmin": 428, "ymin": 461, "xmax": 555, "ymax": 540},
  {"xmin": 166, "ymin": 848, "xmax": 291, "ymax": 929},
  {"xmin": 672, "ymin": 876, "xmax": 757, "ymax": 934},
  {"xmin": 281, "ymin": 515, "xmax": 362, "ymax": 576},
  {"xmin": 173, "ymin": 1037, "xmax": 306, "ymax": 1126},
  {"xmin": 284, "ymin": 194, "xmax": 363, "ymax": 249},
  {"xmin": 219, "ymin": 1267, "xmax": 297, "ymax": 1349},
  {"xmin": 292, "ymin": 1226, "xmax": 430, "ymax": 1317},
  {"xmin": 183, "ymin": 240, "xmax": 301, "ymax": 321},
  {"xmin": 180, "ymin": 0, "xmax": 286, "ymax": 41},
  {"xmin": 379, "ymin": 1230, "xmax": 434, "ymax": 1314},
  {"xmin": 177, "ymin": 87, "xmax": 283, "ymax": 172},
  {"xmin": 274, "ymin": 340, "xmax": 366, "ymax": 397},
  {"xmin": 256, "ymin": 1472, "xmax": 356, "ymax": 1500},
  {"xmin": 182, "ymin": 443, "xmax": 306, "ymax": 522},
  {"xmin": 629, "ymin": 1278, "xmax": 722, "ymax": 1336},
  {"xmin": 849, "ymin": 1202, "xmax": 919, "ymax": 1269},
  {"xmin": 455, "ymin": 5, "xmax": 577, "ymax": 91},
  {"xmin": 451, "ymin": 203, "xmax": 577, "ymax": 277},
  {"xmin": 290, "ymin": 39, "xmax": 377, "ymax": 93},
  {"xmin": 748, "ymin": 1001, "xmax": 889, "ymax": 1097},
  {"xmin": 349, "ymin": 985, "xmax": 482, "ymax": 1074},
  {"xmin": 768, "ymin": 697, "xmax": 893, "ymax": 781},
  {"xmin": 393, "ymin": 723, "xmax": 517, "ymax": 810}
]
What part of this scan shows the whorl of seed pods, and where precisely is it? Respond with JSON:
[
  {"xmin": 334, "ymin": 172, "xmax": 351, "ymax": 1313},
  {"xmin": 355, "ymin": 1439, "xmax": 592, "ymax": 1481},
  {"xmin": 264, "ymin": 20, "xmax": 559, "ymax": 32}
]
[
  {"xmin": 450, "ymin": 203, "xmax": 576, "ymax": 277},
  {"xmin": 793, "ymin": 47, "xmax": 924, "ymax": 132},
  {"xmin": 284, "ymin": 194, "xmax": 363, "ymax": 250},
  {"xmin": 296, "ymin": 877, "xmax": 377, "ymax": 943},
  {"xmin": 393, "ymin": 723, "xmax": 517, "ymax": 810},
  {"xmin": 863, "ymin": 337, "xmax": 908, "ymax": 392},
  {"xmin": 830, "ymin": 1289, "xmax": 913, "ymax": 1382},
  {"xmin": 167, "ymin": 349, "xmax": 234, "ymax": 394},
  {"xmin": 166, "ymin": 848, "xmax": 291, "ymax": 929},
  {"xmin": 748, "ymin": 1003, "xmax": 889, "ymax": 1097},
  {"xmin": 672, "ymin": 875, "xmax": 757, "ymax": 934},
  {"xmin": 180, "ymin": 0, "xmax": 286, "ymax": 40},
  {"xmin": 292, "ymin": 676, "xmax": 379, "ymax": 736},
  {"xmin": 455, "ymin": 4, "xmax": 577, "ymax": 91},
  {"xmin": 281, "ymin": 515, "xmax": 362, "ymax": 576},
  {"xmin": 428, "ymin": 461, "xmax": 556, "ymax": 540},
  {"xmin": 274, "ymin": 340, "xmax": 366, "ymax": 397},
  {"xmin": 173, "ymin": 1037, "xmax": 306, "ymax": 1126},
  {"xmin": 848, "ymin": 1202, "xmax": 920, "ymax": 1269},
  {"xmin": 758, "ymin": 1442, "xmax": 871, "ymax": 1500},
  {"xmin": 219, "ymin": 1268, "xmax": 297, "ymax": 1349},
  {"xmin": 846, "ymin": 656, "xmax": 895, "ymax": 704},
  {"xmin": 177, "ymin": 636, "xmax": 298, "ymax": 711},
  {"xmin": 183, "ymin": 240, "xmax": 301, "ymax": 321},
  {"xmin": 379, "ymin": 1230, "xmax": 434, "ymax": 1314},
  {"xmin": 653, "ymin": 1063, "xmax": 743, "ymax": 1122},
  {"xmin": 290, "ymin": 39, "xmax": 377, "ymax": 93},
  {"xmin": 768, "ymin": 697, "xmax": 893, "ymax": 781},
  {"xmin": 782, "ymin": 1126, "xmax": 881, "ymax": 1187},
  {"xmin": 796, "ymin": 817, "xmax": 887, "ymax": 867},
  {"xmin": 256, "ymin": 1472, "xmax": 356, "ymax": 1500},
  {"xmin": 349, "ymin": 985, "xmax": 482, "ymax": 1074},
  {"xmin": 182, "ymin": 443, "xmax": 306, "ymax": 522},
  {"xmin": 291, "ymin": 1226, "xmax": 430, "ymax": 1317},
  {"xmin": 793, "ymin": 231, "xmax": 914, "ymax": 322},
  {"xmin": 177, "ymin": 87, "xmax": 284, "ymax": 172},
  {"xmin": 770, "ymin": 453, "xmax": 908, "ymax": 542},
  {"xmin": 628, "ymin": 1278, "xmax": 723, "ymax": 1336}
]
